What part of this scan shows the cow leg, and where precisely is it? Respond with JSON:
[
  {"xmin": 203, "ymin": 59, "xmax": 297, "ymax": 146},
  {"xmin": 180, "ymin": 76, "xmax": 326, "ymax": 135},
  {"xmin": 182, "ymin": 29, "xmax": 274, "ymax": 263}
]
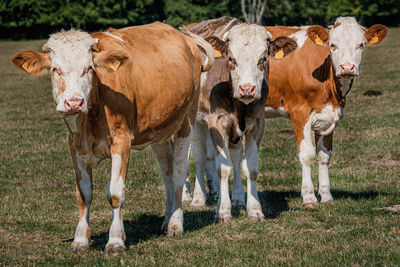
[
  {"xmin": 182, "ymin": 143, "xmax": 192, "ymax": 203},
  {"xmin": 105, "ymin": 137, "xmax": 131, "ymax": 252},
  {"xmin": 229, "ymin": 141, "xmax": 246, "ymax": 207},
  {"xmin": 292, "ymin": 113, "xmax": 318, "ymax": 208},
  {"xmin": 182, "ymin": 177, "xmax": 192, "ymax": 202},
  {"xmin": 151, "ymin": 140, "xmax": 174, "ymax": 232},
  {"xmin": 205, "ymin": 129, "xmax": 219, "ymax": 201},
  {"xmin": 70, "ymin": 147, "xmax": 92, "ymax": 252},
  {"xmin": 243, "ymin": 116, "xmax": 264, "ymax": 221},
  {"xmin": 167, "ymin": 132, "xmax": 192, "ymax": 236},
  {"xmin": 191, "ymin": 121, "xmax": 208, "ymax": 207},
  {"xmin": 315, "ymin": 132, "xmax": 334, "ymax": 203},
  {"xmin": 209, "ymin": 114, "xmax": 232, "ymax": 222},
  {"xmin": 215, "ymin": 144, "xmax": 233, "ymax": 222}
]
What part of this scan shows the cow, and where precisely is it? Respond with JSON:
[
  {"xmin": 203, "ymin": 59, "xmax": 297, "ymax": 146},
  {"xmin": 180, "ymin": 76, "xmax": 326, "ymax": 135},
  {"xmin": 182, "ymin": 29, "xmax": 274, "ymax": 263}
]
[
  {"xmin": 11, "ymin": 22, "xmax": 214, "ymax": 252},
  {"xmin": 262, "ymin": 17, "xmax": 387, "ymax": 207},
  {"xmin": 188, "ymin": 18, "xmax": 297, "ymax": 221},
  {"xmin": 187, "ymin": 16, "xmax": 387, "ymax": 211}
]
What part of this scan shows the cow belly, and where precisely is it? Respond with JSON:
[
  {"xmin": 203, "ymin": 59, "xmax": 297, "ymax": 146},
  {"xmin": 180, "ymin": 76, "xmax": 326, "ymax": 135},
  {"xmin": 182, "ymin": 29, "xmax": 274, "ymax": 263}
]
[
  {"xmin": 264, "ymin": 107, "xmax": 289, "ymax": 118},
  {"xmin": 311, "ymin": 105, "xmax": 343, "ymax": 136}
]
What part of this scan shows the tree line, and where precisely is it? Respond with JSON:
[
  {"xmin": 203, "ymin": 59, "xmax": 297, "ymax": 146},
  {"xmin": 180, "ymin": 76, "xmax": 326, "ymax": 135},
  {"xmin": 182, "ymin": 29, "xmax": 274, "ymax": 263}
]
[{"xmin": 1, "ymin": 0, "xmax": 399, "ymax": 40}]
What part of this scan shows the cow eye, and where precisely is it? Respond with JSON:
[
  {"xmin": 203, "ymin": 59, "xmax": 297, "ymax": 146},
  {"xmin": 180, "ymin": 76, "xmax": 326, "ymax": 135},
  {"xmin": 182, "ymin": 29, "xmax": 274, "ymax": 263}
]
[
  {"xmin": 261, "ymin": 57, "xmax": 267, "ymax": 64},
  {"xmin": 52, "ymin": 67, "xmax": 59, "ymax": 75},
  {"xmin": 358, "ymin": 43, "xmax": 364, "ymax": 49},
  {"xmin": 228, "ymin": 56, "xmax": 236, "ymax": 65},
  {"xmin": 87, "ymin": 66, "xmax": 94, "ymax": 73},
  {"xmin": 330, "ymin": 43, "xmax": 337, "ymax": 51}
]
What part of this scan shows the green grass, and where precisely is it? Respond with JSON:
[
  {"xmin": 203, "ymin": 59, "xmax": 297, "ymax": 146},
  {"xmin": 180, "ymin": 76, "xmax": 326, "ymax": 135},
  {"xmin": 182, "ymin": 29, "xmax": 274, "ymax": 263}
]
[{"xmin": 1, "ymin": 29, "xmax": 400, "ymax": 266}]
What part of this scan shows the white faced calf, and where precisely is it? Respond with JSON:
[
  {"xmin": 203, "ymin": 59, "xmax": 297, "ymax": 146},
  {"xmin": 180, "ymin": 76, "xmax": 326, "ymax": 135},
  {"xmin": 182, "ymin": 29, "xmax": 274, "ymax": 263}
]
[{"xmin": 193, "ymin": 23, "xmax": 297, "ymax": 222}]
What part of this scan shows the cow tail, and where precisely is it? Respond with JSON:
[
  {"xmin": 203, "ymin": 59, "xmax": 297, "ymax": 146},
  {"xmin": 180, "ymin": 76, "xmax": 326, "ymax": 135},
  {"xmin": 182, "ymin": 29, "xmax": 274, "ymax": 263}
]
[{"xmin": 180, "ymin": 26, "xmax": 214, "ymax": 72}]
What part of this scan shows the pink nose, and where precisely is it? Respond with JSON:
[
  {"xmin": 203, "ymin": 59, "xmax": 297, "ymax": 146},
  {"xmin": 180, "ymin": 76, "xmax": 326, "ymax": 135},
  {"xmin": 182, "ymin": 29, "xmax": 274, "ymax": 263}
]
[
  {"xmin": 339, "ymin": 63, "xmax": 356, "ymax": 75},
  {"xmin": 238, "ymin": 84, "xmax": 256, "ymax": 97},
  {"xmin": 64, "ymin": 98, "xmax": 85, "ymax": 113}
]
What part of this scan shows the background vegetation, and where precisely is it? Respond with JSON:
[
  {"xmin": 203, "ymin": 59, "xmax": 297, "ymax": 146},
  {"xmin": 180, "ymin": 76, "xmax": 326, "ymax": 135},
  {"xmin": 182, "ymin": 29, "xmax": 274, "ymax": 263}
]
[
  {"xmin": 0, "ymin": 0, "xmax": 399, "ymax": 39},
  {"xmin": 0, "ymin": 27, "xmax": 399, "ymax": 265}
]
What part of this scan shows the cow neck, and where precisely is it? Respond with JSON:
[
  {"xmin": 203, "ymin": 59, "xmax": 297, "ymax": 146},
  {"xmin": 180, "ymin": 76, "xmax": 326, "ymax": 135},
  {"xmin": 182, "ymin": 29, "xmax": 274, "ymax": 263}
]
[
  {"xmin": 229, "ymin": 78, "xmax": 268, "ymax": 144},
  {"xmin": 332, "ymin": 64, "xmax": 355, "ymax": 108},
  {"xmin": 64, "ymin": 76, "xmax": 102, "ymax": 156}
]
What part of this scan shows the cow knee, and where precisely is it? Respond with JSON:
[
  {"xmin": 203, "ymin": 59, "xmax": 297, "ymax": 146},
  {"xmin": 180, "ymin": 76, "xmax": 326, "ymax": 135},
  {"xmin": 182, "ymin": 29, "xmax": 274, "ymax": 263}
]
[
  {"xmin": 318, "ymin": 150, "xmax": 331, "ymax": 165},
  {"xmin": 299, "ymin": 149, "xmax": 315, "ymax": 166}
]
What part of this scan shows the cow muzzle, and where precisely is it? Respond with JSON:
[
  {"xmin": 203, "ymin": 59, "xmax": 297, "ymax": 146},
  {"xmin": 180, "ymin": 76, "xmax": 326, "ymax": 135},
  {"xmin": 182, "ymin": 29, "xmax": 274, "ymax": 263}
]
[
  {"xmin": 62, "ymin": 97, "xmax": 85, "ymax": 116},
  {"xmin": 238, "ymin": 83, "xmax": 257, "ymax": 98},
  {"xmin": 339, "ymin": 63, "xmax": 357, "ymax": 76}
]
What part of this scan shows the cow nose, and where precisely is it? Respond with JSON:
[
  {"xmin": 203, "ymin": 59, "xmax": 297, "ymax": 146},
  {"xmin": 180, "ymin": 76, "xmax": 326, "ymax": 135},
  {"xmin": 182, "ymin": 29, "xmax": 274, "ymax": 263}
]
[
  {"xmin": 64, "ymin": 98, "xmax": 85, "ymax": 112},
  {"xmin": 238, "ymin": 84, "xmax": 256, "ymax": 97},
  {"xmin": 339, "ymin": 63, "xmax": 356, "ymax": 75}
]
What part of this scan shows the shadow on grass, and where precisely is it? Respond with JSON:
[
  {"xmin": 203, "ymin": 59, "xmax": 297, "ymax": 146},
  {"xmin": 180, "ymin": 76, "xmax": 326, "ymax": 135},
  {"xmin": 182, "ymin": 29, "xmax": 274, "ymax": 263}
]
[
  {"xmin": 255, "ymin": 189, "xmax": 386, "ymax": 218},
  {"xmin": 64, "ymin": 190, "xmax": 385, "ymax": 250},
  {"xmin": 258, "ymin": 190, "xmax": 298, "ymax": 218},
  {"xmin": 330, "ymin": 189, "xmax": 386, "ymax": 200},
  {"xmin": 88, "ymin": 210, "xmax": 215, "ymax": 250}
]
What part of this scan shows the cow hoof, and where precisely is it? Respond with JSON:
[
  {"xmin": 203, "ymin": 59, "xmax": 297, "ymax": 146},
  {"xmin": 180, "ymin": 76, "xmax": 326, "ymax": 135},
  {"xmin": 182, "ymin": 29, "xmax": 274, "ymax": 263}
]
[
  {"xmin": 320, "ymin": 193, "xmax": 334, "ymax": 203},
  {"xmin": 232, "ymin": 199, "xmax": 246, "ymax": 208},
  {"xmin": 70, "ymin": 243, "xmax": 89, "ymax": 252},
  {"xmin": 216, "ymin": 210, "xmax": 232, "ymax": 223},
  {"xmin": 105, "ymin": 243, "xmax": 126, "ymax": 253},
  {"xmin": 182, "ymin": 193, "xmax": 193, "ymax": 203},
  {"xmin": 303, "ymin": 202, "xmax": 318, "ymax": 209},
  {"xmin": 190, "ymin": 198, "xmax": 206, "ymax": 208},
  {"xmin": 167, "ymin": 225, "xmax": 184, "ymax": 237},
  {"xmin": 248, "ymin": 211, "xmax": 265, "ymax": 222}
]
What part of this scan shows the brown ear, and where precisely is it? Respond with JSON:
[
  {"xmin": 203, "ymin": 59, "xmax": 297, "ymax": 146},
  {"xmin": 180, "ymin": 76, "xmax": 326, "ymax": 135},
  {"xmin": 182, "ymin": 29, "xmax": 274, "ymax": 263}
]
[
  {"xmin": 365, "ymin": 24, "xmax": 388, "ymax": 45},
  {"xmin": 269, "ymin": 37, "xmax": 298, "ymax": 59},
  {"xmin": 307, "ymin": 26, "xmax": 329, "ymax": 46},
  {"xmin": 93, "ymin": 49, "xmax": 129, "ymax": 71},
  {"xmin": 205, "ymin": 36, "xmax": 228, "ymax": 58},
  {"xmin": 11, "ymin": 50, "xmax": 51, "ymax": 75}
]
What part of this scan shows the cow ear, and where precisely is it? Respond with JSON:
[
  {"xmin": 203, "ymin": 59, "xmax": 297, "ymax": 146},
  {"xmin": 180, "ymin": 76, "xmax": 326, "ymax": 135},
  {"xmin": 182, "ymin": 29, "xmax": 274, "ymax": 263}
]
[
  {"xmin": 365, "ymin": 24, "xmax": 388, "ymax": 45},
  {"xmin": 93, "ymin": 49, "xmax": 129, "ymax": 71},
  {"xmin": 205, "ymin": 36, "xmax": 228, "ymax": 58},
  {"xmin": 11, "ymin": 50, "xmax": 51, "ymax": 75},
  {"xmin": 307, "ymin": 26, "xmax": 329, "ymax": 46},
  {"xmin": 269, "ymin": 36, "xmax": 298, "ymax": 59}
]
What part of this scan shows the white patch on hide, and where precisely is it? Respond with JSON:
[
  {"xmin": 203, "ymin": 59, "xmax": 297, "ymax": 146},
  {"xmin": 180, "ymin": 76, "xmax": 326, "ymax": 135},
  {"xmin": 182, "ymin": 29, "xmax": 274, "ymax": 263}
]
[{"xmin": 289, "ymin": 27, "xmax": 309, "ymax": 48}]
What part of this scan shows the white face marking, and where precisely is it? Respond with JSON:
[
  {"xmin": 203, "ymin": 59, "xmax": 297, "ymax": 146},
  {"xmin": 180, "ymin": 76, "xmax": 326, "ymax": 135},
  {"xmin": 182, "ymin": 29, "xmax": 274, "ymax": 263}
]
[
  {"xmin": 329, "ymin": 17, "xmax": 366, "ymax": 77},
  {"xmin": 46, "ymin": 30, "xmax": 98, "ymax": 114},
  {"xmin": 289, "ymin": 27, "xmax": 309, "ymax": 48},
  {"xmin": 226, "ymin": 24, "xmax": 272, "ymax": 104}
]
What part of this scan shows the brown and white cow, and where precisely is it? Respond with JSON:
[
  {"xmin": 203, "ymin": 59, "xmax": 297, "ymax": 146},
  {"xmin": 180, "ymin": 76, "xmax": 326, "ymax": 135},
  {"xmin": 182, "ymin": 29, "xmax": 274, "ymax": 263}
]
[
  {"xmin": 263, "ymin": 17, "xmax": 387, "ymax": 207},
  {"xmin": 189, "ymin": 18, "xmax": 297, "ymax": 221},
  {"xmin": 11, "ymin": 22, "xmax": 213, "ymax": 252}
]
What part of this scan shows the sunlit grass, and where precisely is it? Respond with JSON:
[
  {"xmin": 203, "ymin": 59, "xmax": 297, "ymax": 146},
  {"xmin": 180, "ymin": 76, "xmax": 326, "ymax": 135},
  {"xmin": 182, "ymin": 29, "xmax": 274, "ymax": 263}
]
[{"xmin": 0, "ymin": 29, "xmax": 399, "ymax": 265}]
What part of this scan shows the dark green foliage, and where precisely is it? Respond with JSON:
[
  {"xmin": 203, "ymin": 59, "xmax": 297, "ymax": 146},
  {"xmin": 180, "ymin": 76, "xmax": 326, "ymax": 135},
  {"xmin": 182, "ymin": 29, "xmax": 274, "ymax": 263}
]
[{"xmin": 0, "ymin": 0, "xmax": 399, "ymax": 38}]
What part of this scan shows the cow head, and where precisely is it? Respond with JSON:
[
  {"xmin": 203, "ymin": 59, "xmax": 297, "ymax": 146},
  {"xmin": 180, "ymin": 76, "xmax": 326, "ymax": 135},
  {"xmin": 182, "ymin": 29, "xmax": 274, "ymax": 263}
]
[
  {"xmin": 11, "ymin": 29, "xmax": 128, "ymax": 118},
  {"xmin": 207, "ymin": 24, "xmax": 297, "ymax": 104},
  {"xmin": 307, "ymin": 17, "xmax": 388, "ymax": 77}
]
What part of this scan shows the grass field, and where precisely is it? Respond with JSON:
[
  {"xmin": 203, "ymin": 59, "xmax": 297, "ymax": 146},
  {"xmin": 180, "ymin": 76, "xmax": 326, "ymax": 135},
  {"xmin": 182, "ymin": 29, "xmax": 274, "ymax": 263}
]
[{"xmin": 1, "ymin": 29, "xmax": 399, "ymax": 266}]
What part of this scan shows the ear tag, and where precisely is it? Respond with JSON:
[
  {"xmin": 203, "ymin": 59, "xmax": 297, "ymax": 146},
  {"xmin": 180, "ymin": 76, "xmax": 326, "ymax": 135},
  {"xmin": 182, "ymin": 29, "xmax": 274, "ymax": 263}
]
[
  {"xmin": 275, "ymin": 49, "xmax": 284, "ymax": 59},
  {"xmin": 22, "ymin": 62, "xmax": 34, "ymax": 73},
  {"xmin": 214, "ymin": 48, "xmax": 222, "ymax": 58},
  {"xmin": 109, "ymin": 61, "xmax": 120, "ymax": 71},
  {"xmin": 369, "ymin": 33, "xmax": 379, "ymax": 44},
  {"xmin": 315, "ymin": 35, "xmax": 323, "ymax": 45}
]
